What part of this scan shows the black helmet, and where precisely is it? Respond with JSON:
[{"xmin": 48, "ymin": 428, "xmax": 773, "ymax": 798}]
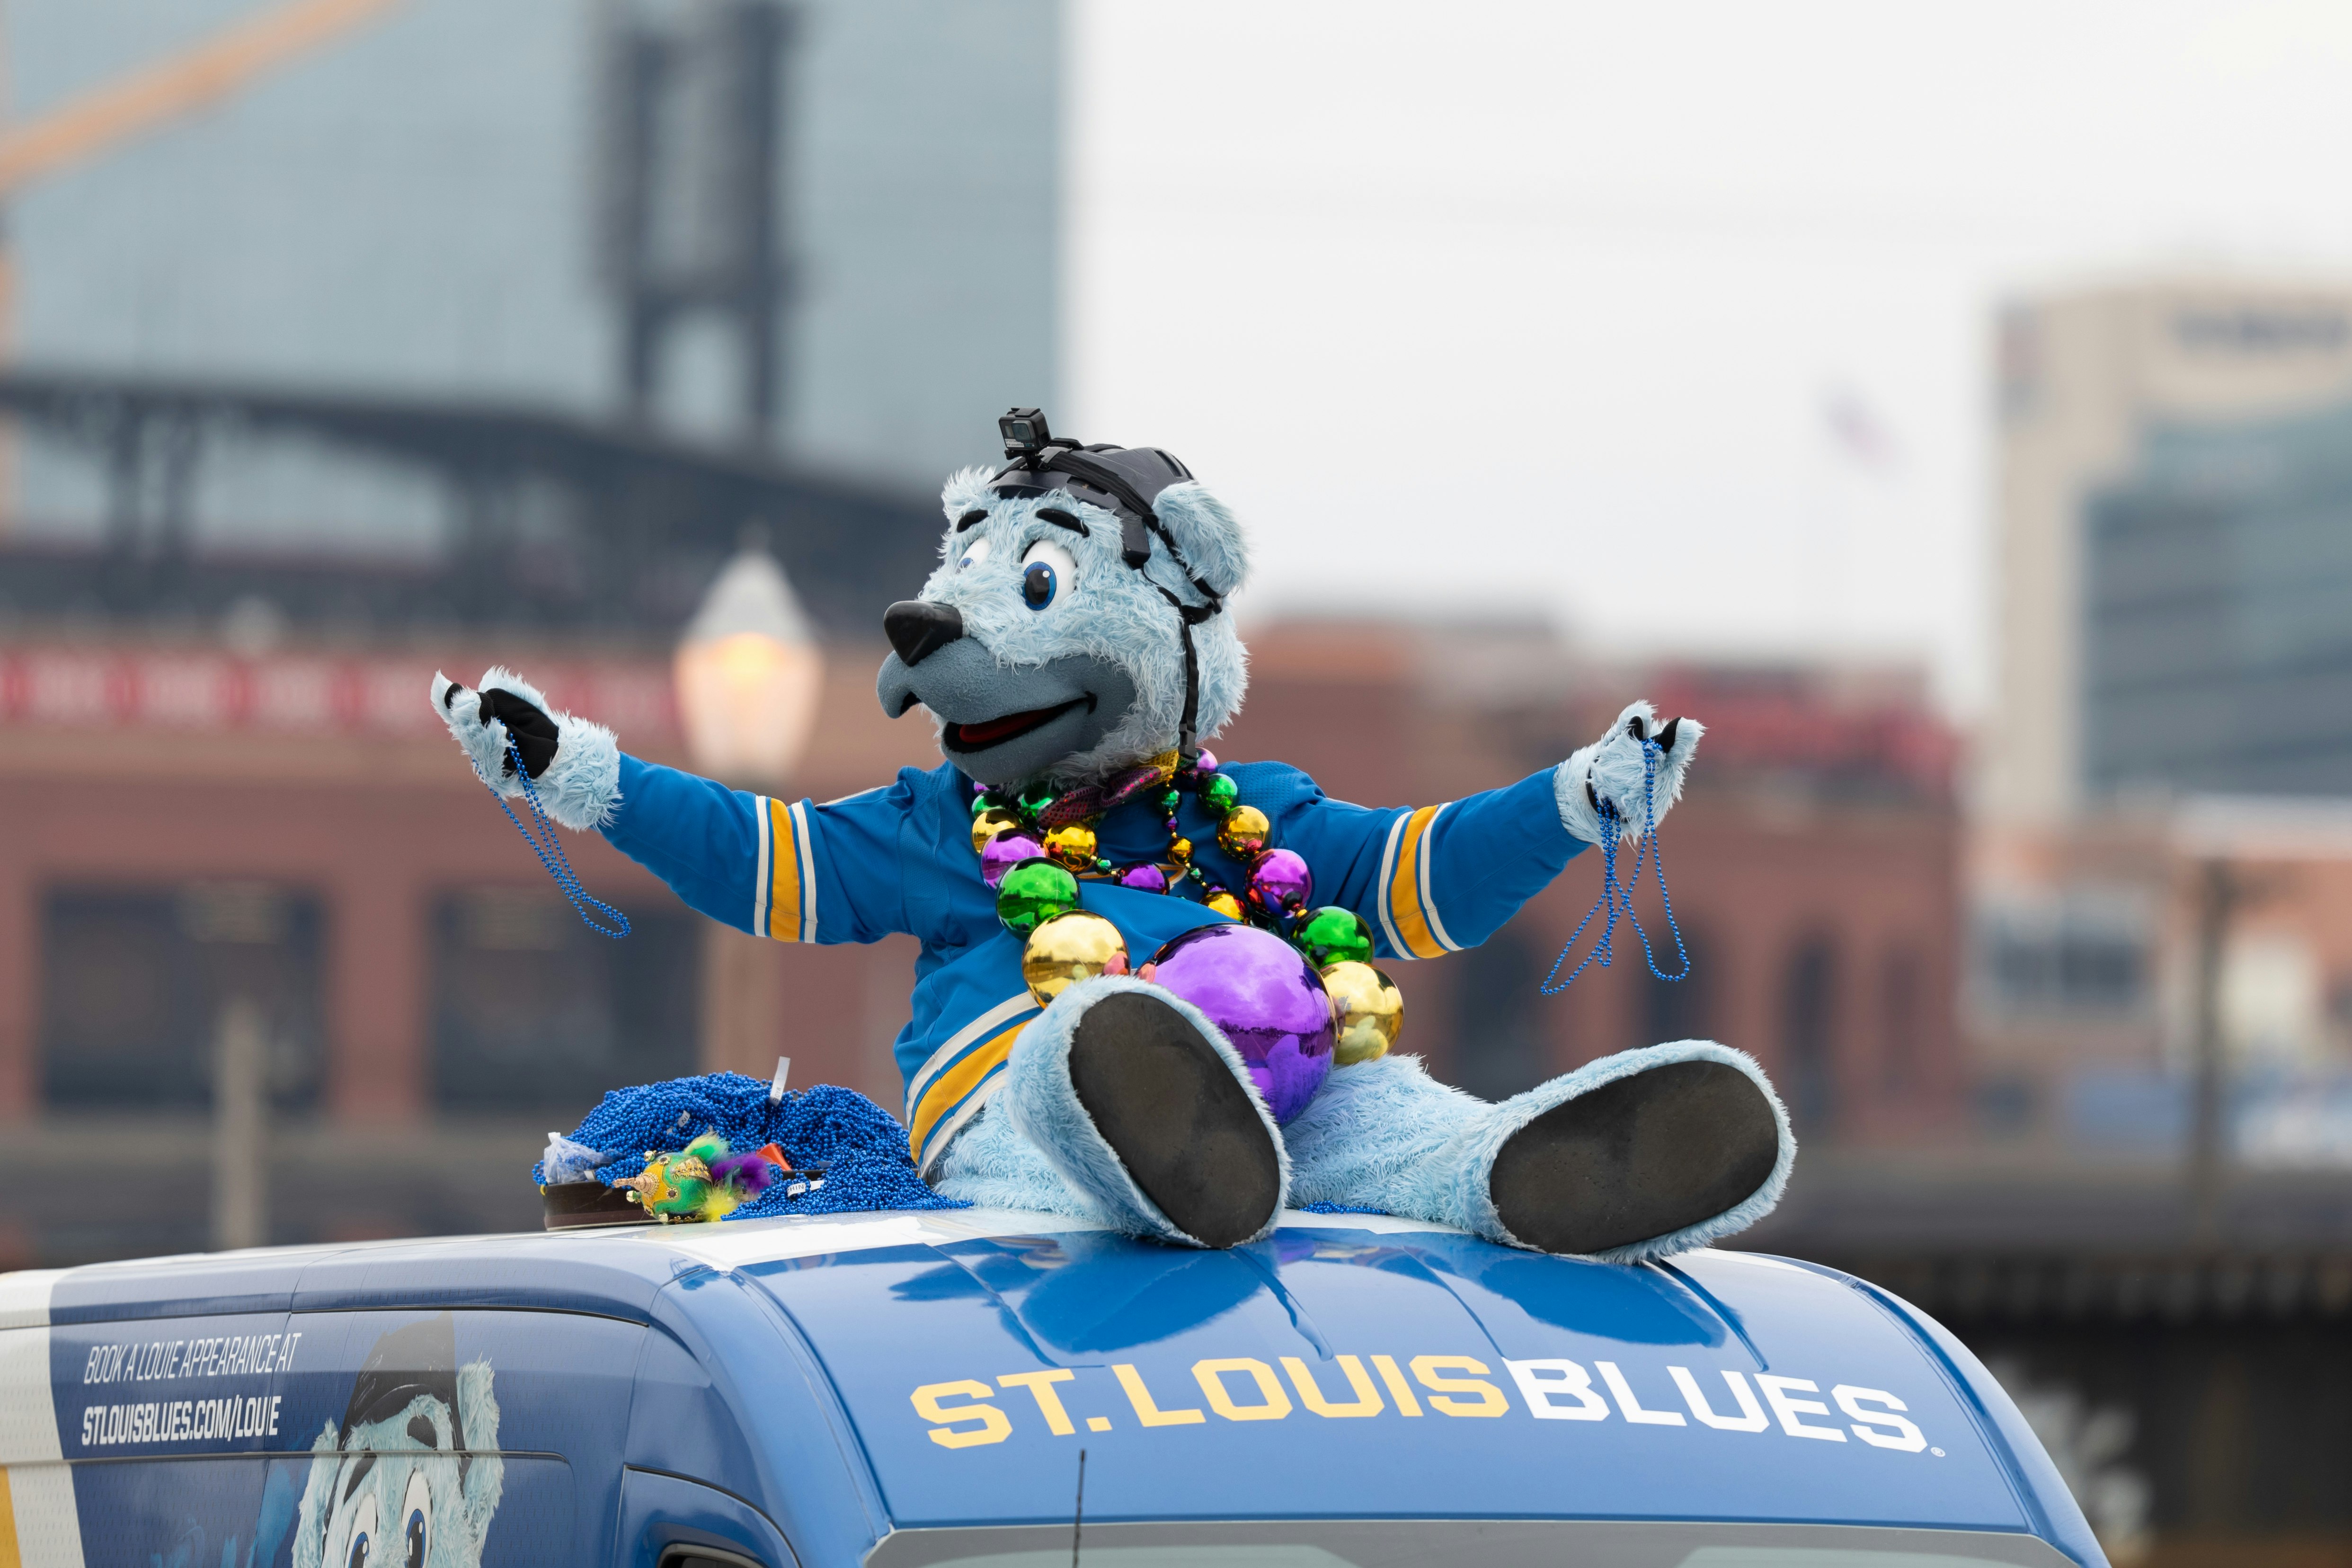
[
  {"xmin": 988, "ymin": 407, "xmax": 1198, "ymax": 575},
  {"xmin": 984, "ymin": 408, "xmax": 1224, "ymax": 762}
]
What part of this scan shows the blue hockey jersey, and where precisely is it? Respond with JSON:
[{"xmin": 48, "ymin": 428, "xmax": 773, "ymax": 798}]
[{"xmin": 602, "ymin": 755, "xmax": 1586, "ymax": 1172}]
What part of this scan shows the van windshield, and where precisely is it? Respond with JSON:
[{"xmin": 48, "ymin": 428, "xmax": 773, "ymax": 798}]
[{"xmin": 866, "ymin": 1522, "xmax": 2080, "ymax": 1568}]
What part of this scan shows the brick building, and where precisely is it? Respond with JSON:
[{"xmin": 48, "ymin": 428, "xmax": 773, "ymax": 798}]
[{"xmin": 0, "ymin": 618, "xmax": 1966, "ymax": 1266}]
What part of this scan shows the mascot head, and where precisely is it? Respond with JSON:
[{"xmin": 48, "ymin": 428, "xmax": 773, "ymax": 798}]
[
  {"xmin": 292, "ymin": 1313, "xmax": 504, "ymax": 1568},
  {"xmin": 876, "ymin": 408, "xmax": 1250, "ymax": 785}
]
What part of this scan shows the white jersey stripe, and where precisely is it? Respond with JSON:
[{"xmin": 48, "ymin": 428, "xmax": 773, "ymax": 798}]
[
  {"xmin": 790, "ymin": 800, "xmax": 818, "ymax": 943},
  {"xmin": 752, "ymin": 795, "xmax": 773, "ymax": 937},
  {"xmin": 1374, "ymin": 813, "xmax": 1411, "ymax": 961},
  {"xmin": 916, "ymin": 1073, "xmax": 1008, "ymax": 1178},
  {"xmin": 904, "ymin": 993, "xmax": 1037, "ymax": 1124}
]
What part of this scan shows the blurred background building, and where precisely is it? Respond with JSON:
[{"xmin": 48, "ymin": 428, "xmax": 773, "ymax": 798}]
[
  {"xmin": 1991, "ymin": 279, "xmax": 2352, "ymax": 820},
  {"xmin": 5, "ymin": 2, "xmax": 2352, "ymax": 1560},
  {"xmin": 1971, "ymin": 278, "xmax": 2352, "ymax": 1161},
  {"xmin": 8, "ymin": 0, "xmax": 1058, "ymax": 491},
  {"xmin": 0, "ymin": 0, "xmax": 1056, "ymax": 1242}
]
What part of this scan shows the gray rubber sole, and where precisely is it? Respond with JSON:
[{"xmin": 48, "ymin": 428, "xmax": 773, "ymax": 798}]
[
  {"xmin": 1488, "ymin": 1059, "xmax": 1779, "ymax": 1256},
  {"xmin": 1067, "ymin": 990, "xmax": 1282, "ymax": 1249}
]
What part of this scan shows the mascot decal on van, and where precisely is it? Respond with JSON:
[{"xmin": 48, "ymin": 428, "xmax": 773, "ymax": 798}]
[{"xmin": 292, "ymin": 1314, "xmax": 505, "ymax": 1568}]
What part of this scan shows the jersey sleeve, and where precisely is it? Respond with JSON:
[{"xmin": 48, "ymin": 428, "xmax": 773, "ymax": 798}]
[
  {"xmin": 1271, "ymin": 764, "xmax": 1585, "ymax": 961},
  {"xmin": 600, "ymin": 754, "xmax": 914, "ymax": 944}
]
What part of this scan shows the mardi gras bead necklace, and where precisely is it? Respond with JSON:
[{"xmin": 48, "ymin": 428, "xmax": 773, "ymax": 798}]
[
  {"xmin": 477, "ymin": 735, "xmax": 630, "ymax": 938},
  {"xmin": 1541, "ymin": 735, "xmax": 1689, "ymax": 993},
  {"xmin": 966, "ymin": 749, "xmax": 1403, "ymax": 1066}
]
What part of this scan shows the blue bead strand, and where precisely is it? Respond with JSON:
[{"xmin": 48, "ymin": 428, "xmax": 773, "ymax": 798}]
[
  {"xmin": 479, "ymin": 735, "xmax": 631, "ymax": 939},
  {"xmin": 1541, "ymin": 737, "xmax": 1689, "ymax": 993}
]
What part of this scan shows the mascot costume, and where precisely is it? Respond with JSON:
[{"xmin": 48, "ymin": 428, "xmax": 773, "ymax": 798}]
[{"xmin": 433, "ymin": 410, "xmax": 1795, "ymax": 1261}]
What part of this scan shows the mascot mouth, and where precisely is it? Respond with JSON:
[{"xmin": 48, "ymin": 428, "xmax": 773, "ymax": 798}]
[
  {"xmin": 878, "ymin": 643, "xmax": 1136, "ymax": 783},
  {"xmin": 942, "ymin": 696, "xmax": 1094, "ymax": 753}
]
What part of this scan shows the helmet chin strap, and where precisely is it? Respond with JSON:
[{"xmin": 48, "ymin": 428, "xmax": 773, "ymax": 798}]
[{"xmin": 1152, "ymin": 584, "xmax": 1220, "ymax": 766}]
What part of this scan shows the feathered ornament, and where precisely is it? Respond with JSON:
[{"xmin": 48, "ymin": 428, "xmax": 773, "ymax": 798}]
[{"xmin": 618, "ymin": 1133, "xmax": 790, "ymax": 1223}]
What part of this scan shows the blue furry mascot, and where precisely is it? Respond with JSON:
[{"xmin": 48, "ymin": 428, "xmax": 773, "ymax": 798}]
[
  {"xmin": 293, "ymin": 1314, "xmax": 503, "ymax": 1568},
  {"xmin": 432, "ymin": 412, "xmax": 1794, "ymax": 1260}
]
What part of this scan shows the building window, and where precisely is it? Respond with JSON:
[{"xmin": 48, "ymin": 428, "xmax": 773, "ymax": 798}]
[
  {"xmin": 1452, "ymin": 930, "xmax": 1545, "ymax": 1100},
  {"xmin": 1880, "ymin": 945, "xmax": 1923, "ymax": 1095},
  {"xmin": 41, "ymin": 884, "xmax": 323, "ymax": 1110},
  {"xmin": 1976, "ymin": 897, "xmax": 2148, "ymax": 1018},
  {"xmin": 430, "ymin": 888, "xmax": 698, "ymax": 1115},
  {"xmin": 2083, "ymin": 406, "xmax": 2352, "ymax": 798},
  {"xmin": 1780, "ymin": 934, "xmax": 1839, "ymax": 1139}
]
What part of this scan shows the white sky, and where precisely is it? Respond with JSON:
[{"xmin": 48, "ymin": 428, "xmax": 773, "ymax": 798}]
[{"xmin": 1065, "ymin": 0, "xmax": 2352, "ymax": 716}]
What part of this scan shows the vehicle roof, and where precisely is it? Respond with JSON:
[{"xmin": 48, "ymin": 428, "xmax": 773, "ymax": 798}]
[{"xmin": 5, "ymin": 1208, "xmax": 2101, "ymax": 1567}]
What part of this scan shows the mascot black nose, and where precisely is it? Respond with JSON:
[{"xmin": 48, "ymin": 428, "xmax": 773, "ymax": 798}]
[{"xmin": 884, "ymin": 600, "xmax": 964, "ymax": 666}]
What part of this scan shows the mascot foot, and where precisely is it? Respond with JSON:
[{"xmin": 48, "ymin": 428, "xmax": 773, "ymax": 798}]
[
  {"xmin": 1069, "ymin": 990, "xmax": 1283, "ymax": 1248},
  {"xmin": 1489, "ymin": 1059, "xmax": 1781, "ymax": 1257}
]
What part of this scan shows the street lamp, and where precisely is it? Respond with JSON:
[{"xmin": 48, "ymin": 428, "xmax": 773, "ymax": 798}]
[
  {"xmin": 674, "ymin": 540, "xmax": 825, "ymax": 784},
  {"xmin": 675, "ymin": 539, "xmax": 825, "ymax": 1076}
]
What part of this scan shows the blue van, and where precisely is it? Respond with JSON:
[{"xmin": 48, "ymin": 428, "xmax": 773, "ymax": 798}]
[{"xmin": 0, "ymin": 1206, "xmax": 2104, "ymax": 1568}]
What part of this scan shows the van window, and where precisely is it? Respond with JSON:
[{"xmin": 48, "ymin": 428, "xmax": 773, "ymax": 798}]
[{"xmin": 869, "ymin": 1521, "xmax": 2075, "ymax": 1568}]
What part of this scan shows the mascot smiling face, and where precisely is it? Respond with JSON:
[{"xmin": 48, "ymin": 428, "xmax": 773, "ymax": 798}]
[
  {"xmin": 876, "ymin": 443, "xmax": 1249, "ymax": 785},
  {"xmin": 293, "ymin": 1315, "xmax": 503, "ymax": 1568}
]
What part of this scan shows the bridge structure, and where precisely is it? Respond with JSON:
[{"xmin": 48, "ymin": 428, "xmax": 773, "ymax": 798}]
[{"xmin": 0, "ymin": 368, "xmax": 940, "ymax": 642}]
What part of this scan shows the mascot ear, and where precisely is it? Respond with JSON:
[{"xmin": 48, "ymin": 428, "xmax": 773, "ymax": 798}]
[
  {"xmin": 456, "ymin": 1359, "xmax": 506, "ymax": 1519},
  {"xmin": 291, "ymin": 1423, "xmax": 341, "ymax": 1568},
  {"xmin": 1153, "ymin": 481, "xmax": 1249, "ymax": 598},
  {"xmin": 940, "ymin": 465, "xmax": 995, "ymax": 524}
]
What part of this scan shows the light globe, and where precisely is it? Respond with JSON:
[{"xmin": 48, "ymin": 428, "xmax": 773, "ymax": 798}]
[{"xmin": 674, "ymin": 542, "xmax": 824, "ymax": 783}]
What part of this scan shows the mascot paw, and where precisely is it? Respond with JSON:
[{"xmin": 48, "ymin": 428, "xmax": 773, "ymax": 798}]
[
  {"xmin": 429, "ymin": 667, "xmax": 621, "ymax": 831},
  {"xmin": 1068, "ymin": 990, "xmax": 1283, "ymax": 1249},
  {"xmin": 1488, "ymin": 1058, "xmax": 1779, "ymax": 1257},
  {"xmin": 1556, "ymin": 700, "xmax": 1703, "ymax": 844}
]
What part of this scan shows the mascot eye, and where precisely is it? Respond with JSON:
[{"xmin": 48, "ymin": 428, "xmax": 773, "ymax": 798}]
[
  {"xmin": 342, "ymin": 1494, "xmax": 378, "ymax": 1568},
  {"xmin": 956, "ymin": 537, "xmax": 992, "ymax": 572},
  {"xmin": 401, "ymin": 1471, "xmax": 430, "ymax": 1568},
  {"xmin": 1020, "ymin": 539, "xmax": 1076, "ymax": 611}
]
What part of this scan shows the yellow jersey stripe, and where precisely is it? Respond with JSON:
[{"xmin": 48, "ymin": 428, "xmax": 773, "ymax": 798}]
[
  {"xmin": 1418, "ymin": 801, "xmax": 1460, "ymax": 952},
  {"xmin": 909, "ymin": 1020, "xmax": 1028, "ymax": 1169},
  {"xmin": 1386, "ymin": 805, "xmax": 1447, "ymax": 960},
  {"xmin": 766, "ymin": 796, "xmax": 802, "ymax": 941}
]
